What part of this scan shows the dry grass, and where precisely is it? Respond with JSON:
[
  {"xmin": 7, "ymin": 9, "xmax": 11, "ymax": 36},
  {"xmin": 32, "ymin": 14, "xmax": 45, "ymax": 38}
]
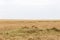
[{"xmin": 0, "ymin": 20, "xmax": 60, "ymax": 40}]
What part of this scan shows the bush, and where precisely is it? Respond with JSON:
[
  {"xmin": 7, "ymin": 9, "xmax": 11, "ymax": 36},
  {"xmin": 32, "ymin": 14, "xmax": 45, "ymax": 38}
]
[{"xmin": 51, "ymin": 27, "xmax": 60, "ymax": 32}]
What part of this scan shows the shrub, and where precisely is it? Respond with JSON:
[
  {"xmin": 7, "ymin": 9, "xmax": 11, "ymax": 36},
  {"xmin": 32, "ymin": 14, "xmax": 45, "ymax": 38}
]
[{"xmin": 51, "ymin": 27, "xmax": 60, "ymax": 32}]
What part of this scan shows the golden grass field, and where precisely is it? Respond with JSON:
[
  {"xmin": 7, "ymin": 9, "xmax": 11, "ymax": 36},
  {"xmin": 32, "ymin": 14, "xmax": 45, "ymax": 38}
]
[{"xmin": 0, "ymin": 20, "xmax": 60, "ymax": 40}]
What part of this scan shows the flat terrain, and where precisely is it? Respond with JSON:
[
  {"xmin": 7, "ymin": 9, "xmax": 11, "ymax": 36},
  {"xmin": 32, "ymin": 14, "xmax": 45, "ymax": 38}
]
[
  {"xmin": 0, "ymin": 20, "xmax": 60, "ymax": 40},
  {"xmin": 0, "ymin": 20, "xmax": 60, "ymax": 30}
]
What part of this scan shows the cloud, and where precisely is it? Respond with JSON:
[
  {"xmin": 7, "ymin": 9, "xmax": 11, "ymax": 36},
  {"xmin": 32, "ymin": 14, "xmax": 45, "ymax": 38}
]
[
  {"xmin": 0, "ymin": 0, "xmax": 60, "ymax": 19},
  {"xmin": 16, "ymin": 0, "xmax": 48, "ymax": 5}
]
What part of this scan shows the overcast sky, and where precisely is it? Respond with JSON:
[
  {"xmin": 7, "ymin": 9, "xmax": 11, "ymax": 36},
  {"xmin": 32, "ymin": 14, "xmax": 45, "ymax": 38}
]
[{"xmin": 0, "ymin": 0, "xmax": 60, "ymax": 19}]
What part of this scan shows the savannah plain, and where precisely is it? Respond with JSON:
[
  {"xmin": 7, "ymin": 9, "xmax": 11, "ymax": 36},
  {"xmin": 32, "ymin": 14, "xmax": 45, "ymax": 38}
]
[{"xmin": 0, "ymin": 20, "xmax": 60, "ymax": 40}]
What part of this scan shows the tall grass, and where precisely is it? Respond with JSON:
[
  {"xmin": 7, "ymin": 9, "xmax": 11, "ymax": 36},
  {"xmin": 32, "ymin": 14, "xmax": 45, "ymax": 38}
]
[{"xmin": 0, "ymin": 26, "xmax": 60, "ymax": 40}]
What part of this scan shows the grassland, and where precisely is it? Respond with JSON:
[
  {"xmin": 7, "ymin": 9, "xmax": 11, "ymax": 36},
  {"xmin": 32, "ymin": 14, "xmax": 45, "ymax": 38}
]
[{"xmin": 0, "ymin": 20, "xmax": 60, "ymax": 40}]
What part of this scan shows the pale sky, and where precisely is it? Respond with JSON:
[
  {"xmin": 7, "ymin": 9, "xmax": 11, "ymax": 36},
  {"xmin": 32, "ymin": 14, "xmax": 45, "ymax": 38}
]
[{"xmin": 0, "ymin": 0, "xmax": 60, "ymax": 19}]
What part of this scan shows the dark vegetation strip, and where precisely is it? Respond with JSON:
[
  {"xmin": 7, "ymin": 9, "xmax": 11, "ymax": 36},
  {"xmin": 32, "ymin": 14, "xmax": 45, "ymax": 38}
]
[{"xmin": 0, "ymin": 26, "xmax": 60, "ymax": 35}]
